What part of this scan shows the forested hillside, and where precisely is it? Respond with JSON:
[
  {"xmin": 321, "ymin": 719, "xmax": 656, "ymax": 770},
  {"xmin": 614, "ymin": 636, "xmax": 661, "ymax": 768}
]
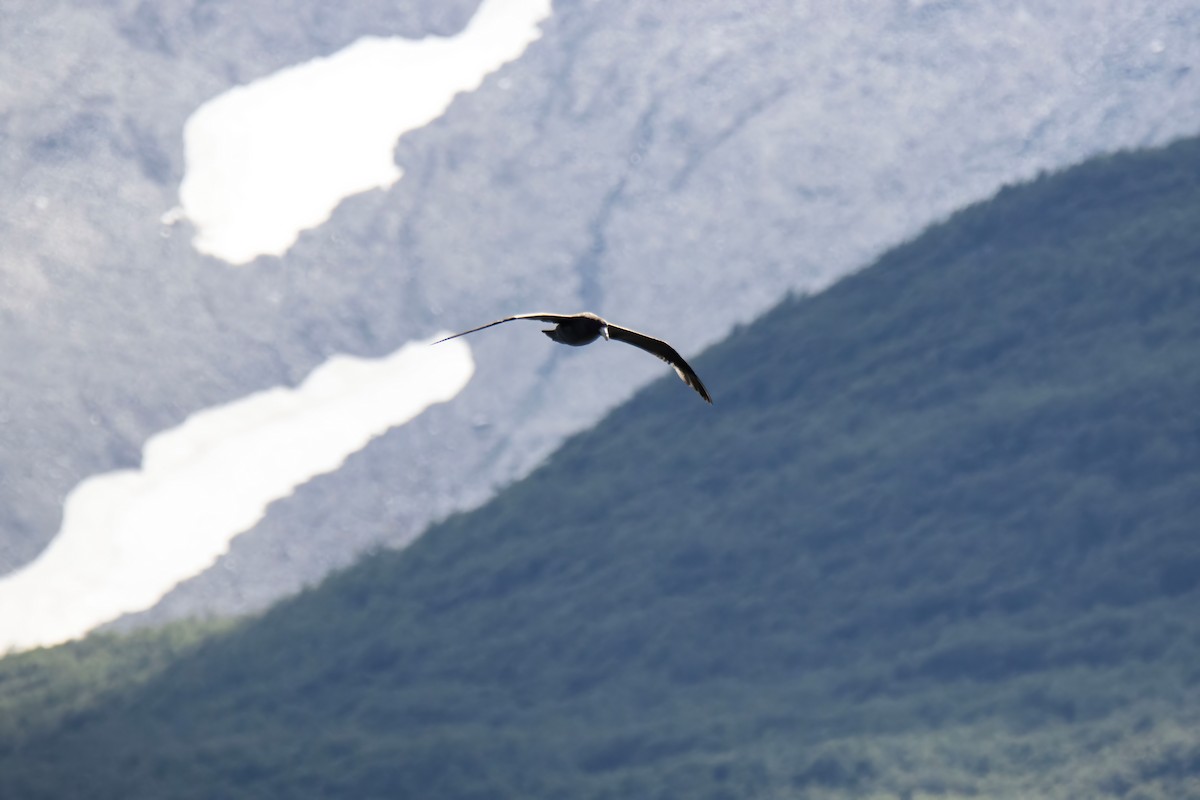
[{"xmin": 1, "ymin": 137, "xmax": 1198, "ymax": 798}]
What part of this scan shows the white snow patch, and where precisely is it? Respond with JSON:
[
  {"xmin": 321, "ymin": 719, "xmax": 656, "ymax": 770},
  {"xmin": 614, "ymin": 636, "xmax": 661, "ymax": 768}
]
[
  {"xmin": 0, "ymin": 336, "xmax": 474, "ymax": 653},
  {"xmin": 176, "ymin": 0, "xmax": 552, "ymax": 264}
]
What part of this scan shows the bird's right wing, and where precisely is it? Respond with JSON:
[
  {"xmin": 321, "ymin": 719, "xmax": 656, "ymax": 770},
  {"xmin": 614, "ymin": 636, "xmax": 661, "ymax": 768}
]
[
  {"xmin": 607, "ymin": 324, "xmax": 713, "ymax": 404},
  {"xmin": 432, "ymin": 313, "xmax": 575, "ymax": 344}
]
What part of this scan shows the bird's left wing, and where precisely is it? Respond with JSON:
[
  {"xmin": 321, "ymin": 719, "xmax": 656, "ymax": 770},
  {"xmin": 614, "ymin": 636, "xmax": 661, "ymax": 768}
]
[
  {"xmin": 606, "ymin": 324, "xmax": 713, "ymax": 404},
  {"xmin": 432, "ymin": 313, "xmax": 575, "ymax": 344}
]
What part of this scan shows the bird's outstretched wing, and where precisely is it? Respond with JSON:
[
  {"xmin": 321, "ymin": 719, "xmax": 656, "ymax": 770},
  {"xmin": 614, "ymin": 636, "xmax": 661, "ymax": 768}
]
[
  {"xmin": 432, "ymin": 313, "xmax": 577, "ymax": 344},
  {"xmin": 606, "ymin": 324, "xmax": 712, "ymax": 404}
]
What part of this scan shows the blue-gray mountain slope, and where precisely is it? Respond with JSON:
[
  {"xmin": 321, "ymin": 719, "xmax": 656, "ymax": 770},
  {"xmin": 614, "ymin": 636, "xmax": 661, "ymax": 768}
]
[{"xmin": 1, "ymin": 136, "xmax": 1198, "ymax": 799}]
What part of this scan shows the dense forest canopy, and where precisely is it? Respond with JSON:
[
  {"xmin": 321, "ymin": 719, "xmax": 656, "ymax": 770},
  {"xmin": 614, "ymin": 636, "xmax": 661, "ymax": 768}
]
[{"xmin": 1, "ymin": 137, "xmax": 1198, "ymax": 798}]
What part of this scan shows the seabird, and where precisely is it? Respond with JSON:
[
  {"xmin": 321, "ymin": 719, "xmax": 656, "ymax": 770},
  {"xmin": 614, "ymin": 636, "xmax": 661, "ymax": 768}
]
[{"xmin": 434, "ymin": 312, "xmax": 712, "ymax": 404}]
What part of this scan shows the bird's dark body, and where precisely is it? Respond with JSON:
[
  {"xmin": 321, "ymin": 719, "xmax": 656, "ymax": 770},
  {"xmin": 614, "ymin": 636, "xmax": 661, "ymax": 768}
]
[
  {"xmin": 433, "ymin": 311, "xmax": 711, "ymax": 403},
  {"xmin": 542, "ymin": 313, "xmax": 607, "ymax": 346}
]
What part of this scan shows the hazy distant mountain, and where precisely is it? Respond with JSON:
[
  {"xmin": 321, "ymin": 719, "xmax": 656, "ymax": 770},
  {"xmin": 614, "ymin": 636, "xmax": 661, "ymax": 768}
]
[
  {"xmin": 0, "ymin": 0, "xmax": 478, "ymax": 574},
  {"xmin": 2, "ymin": 0, "xmax": 1199, "ymax": 633},
  {"xmin": 2, "ymin": 135, "xmax": 1197, "ymax": 799}
]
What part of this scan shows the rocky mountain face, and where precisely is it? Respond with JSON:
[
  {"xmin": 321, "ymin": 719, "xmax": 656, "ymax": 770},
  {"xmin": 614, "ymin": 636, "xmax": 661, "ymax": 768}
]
[{"xmin": 2, "ymin": 0, "xmax": 1199, "ymax": 630}]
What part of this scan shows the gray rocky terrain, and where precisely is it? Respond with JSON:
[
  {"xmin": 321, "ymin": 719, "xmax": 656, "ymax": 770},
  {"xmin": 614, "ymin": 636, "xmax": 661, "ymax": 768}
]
[{"xmin": 2, "ymin": 0, "xmax": 1198, "ymax": 631}]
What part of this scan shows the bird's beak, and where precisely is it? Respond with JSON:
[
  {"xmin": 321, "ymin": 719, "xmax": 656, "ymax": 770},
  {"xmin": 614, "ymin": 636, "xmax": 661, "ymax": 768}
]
[{"xmin": 601, "ymin": 325, "xmax": 610, "ymax": 341}]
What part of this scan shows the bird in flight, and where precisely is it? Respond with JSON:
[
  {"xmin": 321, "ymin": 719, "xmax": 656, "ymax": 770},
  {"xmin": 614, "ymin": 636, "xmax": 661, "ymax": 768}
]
[{"xmin": 434, "ymin": 312, "xmax": 712, "ymax": 404}]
